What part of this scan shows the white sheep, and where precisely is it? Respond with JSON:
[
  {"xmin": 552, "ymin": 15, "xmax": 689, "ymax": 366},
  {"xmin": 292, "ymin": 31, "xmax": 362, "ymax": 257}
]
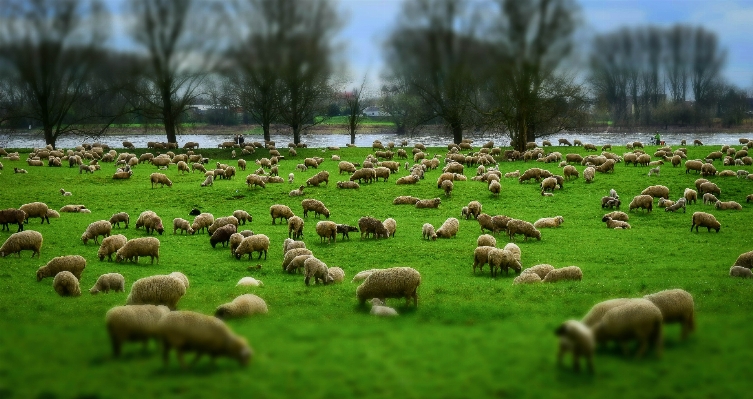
[
  {"xmin": 215, "ymin": 294, "xmax": 268, "ymax": 319},
  {"xmin": 702, "ymin": 193, "xmax": 719, "ymax": 205},
  {"xmin": 149, "ymin": 172, "xmax": 173, "ymax": 188},
  {"xmin": 126, "ymin": 274, "xmax": 187, "ymax": 310},
  {"xmin": 488, "ymin": 248, "xmax": 521, "ymax": 277},
  {"xmin": 36, "ymin": 255, "xmax": 86, "ymax": 281},
  {"xmin": 507, "ymin": 219, "xmax": 541, "ymax": 241},
  {"xmin": 643, "ymin": 289, "xmax": 695, "ymax": 340},
  {"xmin": 115, "ymin": 237, "xmax": 160, "ymax": 264},
  {"xmin": 591, "ymin": 298, "xmax": 663, "ymax": 358},
  {"xmin": 315, "ymin": 220, "xmax": 337, "ymax": 244},
  {"xmin": 81, "ymin": 220, "xmax": 112, "ymax": 244},
  {"xmin": 356, "ymin": 267, "xmax": 421, "ymax": 307},
  {"xmin": 19, "ymin": 202, "xmax": 50, "ymax": 224},
  {"xmin": 602, "ymin": 216, "xmax": 631, "ymax": 229},
  {"xmin": 304, "ymin": 257, "xmax": 333, "ymax": 285},
  {"xmin": 281, "ymin": 248, "xmax": 313, "ymax": 271},
  {"xmin": 477, "ymin": 234, "xmax": 496, "ymax": 247},
  {"xmin": 270, "ymin": 204, "xmax": 294, "ymax": 224},
  {"xmin": 421, "ymin": 223, "xmax": 437, "ymax": 241},
  {"xmin": 512, "ymin": 272, "xmax": 542, "ymax": 284},
  {"xmin": 436, "ymin": 217, "xmax": 459, "ymax": 239},
  {"xmin": 691, "ymin": 211, "xmax": 720, "ymax": 232},
  {"xmin": 207, "ymin": 216, "xmax": 239, "ymax": 235},
  {"xmin": 97, "ymin": 234, "xmax": 127, "ymax": 261},
  {"xmin": 234, "ymin": 234, "xmax": 270, "ymax": 260},
  {"xmin": 369, "ymin": 298, "xmax": 399, "ymax": 317},
  {"xmin": 172, "ymin": 218, "xmax": 194, "ymax": 235},
  {"xmin": 542, "ymin": 266, "xmax": 582, "ymax": 283},
  {"xmin": 555, "ymin": 320, "xmax": 595, "ymax": 374},
  {"xmin": 105, "ymin": 304, "xmax": 171, "ymax": 356},
  {"xmin": 382, "ymin": 218, "xmax": 397, "ymax": 238},
  {"xmin": 191, "ymin": 213, "xmax": 214, "ymax": 234},
  {"xmin": 109, "ymin": 212, "xmax": 130, "ymax": 229},
  {"xmin": 730, "ymin": 266, "xmax": 753, "ymax": 278},
  {"xmin": 89, "ymin": 273, "xmax": 125, "ymax": 294},
  {"xmin": 351, "ymin": 269, "xmax": 378, "ymax": 283},
  {"xmin": 53, "ymin": 271, "xmax": 81, "ymax": 297},
  {"xmin": 328, "ymin": 266, "xmax": 345, "ymax": 283},
  {"xmin": 715, "ymin": 200, "xmax": 742, "ymax": 210},
  {"xmin": 236, "ymin": 277, "xmax": 264, "ymax": 287},
  {"xmin": 0, "ymin": 230, "xmax": 43, "ymax": 258},
  {"xmin": 233, "ymin": 210, "xmax": 253, "ymax": 225},
  {"xmin": 135, "ymin": 210, "xmax": 164, "ymax": 235},
  {"xmin": 533, "ymin": 216, "xmax": 564, "ymax": 228}
]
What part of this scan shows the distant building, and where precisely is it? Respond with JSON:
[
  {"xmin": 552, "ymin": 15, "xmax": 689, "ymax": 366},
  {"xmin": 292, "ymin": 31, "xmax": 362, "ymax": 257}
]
[{"xmin": 363, "ymin": 106, "xmax": 385, "ymax": 117}]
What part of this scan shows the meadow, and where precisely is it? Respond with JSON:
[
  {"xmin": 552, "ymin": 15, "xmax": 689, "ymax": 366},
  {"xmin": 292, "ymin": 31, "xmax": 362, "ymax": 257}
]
[{"xmin": 0, "ymin": 140, "xmax": 752, "ymax": 399}]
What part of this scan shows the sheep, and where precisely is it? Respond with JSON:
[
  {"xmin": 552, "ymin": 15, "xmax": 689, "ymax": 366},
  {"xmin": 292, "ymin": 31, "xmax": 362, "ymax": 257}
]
[
  {"xmin": 382, "ymin": 218, "xmax": 397, "ymax": 238},
  {"xmin": 52, "ymin": 271, "xmax": 81, "ymax": 297},
  {"xmin": 581, "ymin": 166, "xmax": 595, "ymax": 183},
  {"xmin": 237, "ymin": 277, "xmax": 264, "ymax": 287},
  {"xmin": 149, "ymin": 172, "xmax": 173, "ymax": 188},
  {"xmin": 327, "ymin": 266, "xmax": 345, "ymax": 283},
  {"xmin": 701, "ymin": 162, "xmax": 718, "ymax": 177},
  {"xmin": 393, "ymin": 196, "xmax": 421, "ymax": 205},
  {"xmin": 60, "ymin": 188, "xmax": 72, "ymax": 196},
  {"xmin": 90, "ymin": 273, "xmax": 125, "ymax": 294},
  {"xmin": 513, "ymin": 272, "xmax": 542, "ymax": 284},
  {"xmin": 335, "ymin": 224, "xmax": 359, "ymax": 240},
  {"xmin": 441, "ymin": 179, "xmax": 454, "ymax": 197},
  {"xmin": 0, "ymin": 208, "xmax": 26, "ymax": 232},
  {"xmin": 477, "ymin": 234, "xmax": 496, "ymax": 247},
  {"xmin": 643, "ymin": 289, "xmax": 695, "ymax": 340},
  {"xmin": 715, "ymin": 200, "xmax": 742, "ymax": 210},
  {"xmin": 19, "ymin": 202, "xmax": 50, "ymax": 224},
  {"xmin": 210, "ymin": 224, "xmax": 237, "ymax": 248},
  {"xmin": 81, "ymin": 220, "xmax": 112, "ymax": 245},
  {"xmin": 628, "ymin": 194, "xmax": 653, "ymax": 213},
  {"xmin": 488, "ymin": 180, "xmax": 501, "ymax": 197},
  {"xmin": 357, "ymin": 216, "xmax": 389, "ymax": 239},
  {"xmin": 336, "ymin": 180, "xmax": 361, "ymax": 190},
  {"xmin": 730, "ymin": 266, "xmax": 753, "ymax": 278},
  {"xmin": 234, "ymin": 234, "xmax": 270, "ymax": 260},
  {"xmin": 304, "ymin": 257, "xmax": 333, "ymax": 286},
  {"xmin": 641, "ymin": 185, "xmax": 669, "ymax": 199},
  {"xmin": 748, "ymin": 194, "xmax": 753, "ymax": 203},
  {"xmin": 351, "ymin": 269, "xmax": 378, "ymax": 283},
  {"xmin": 422, "ymin": 223, "xmax": 437, "ymax": 241},
  {"xmin": 0, "ymin": 230, "xmax": 43, "ymax": 258},
  {"xmin": 555, "ymin": 320, "xmax": 595, "ymax": 374},
  {"xmin": 356, "ymin": 267, "xmax": 421, "ymax": 307},
  {"xmin": 369, "ymin": 298, "xmax": 399, "ymax": 317},
  {"xmin": 698, "ymin": 181, "xmax": 721, "ymax": 197},
  {"xmin": 191, "ymin": 213, "xmax": 214, "ymax": 234},
  {"xmin": 127, "ymin": 274, "xmax": 186, "ymax": 310},
  {"xmin": 601, "ymin": 196, "xmax": 621, "ymax": 209},
  {"xmin": 691, "ymin": 211, "xmax": 720, "ymax": 233},
  {"xmin": 270, "ymin": 204, "xmax": 294, "ymax": 224},
  {"xmin": 97, "ymin": 234, "xmax": 127, "ymax": 261},
  {"xmin": 282, "ymin": 248, "xmax": 313, "ymax": 271},
  {"xmin": 507, "ymin": 219, "xmax": 541, "ymax": 241},
  {"xmin": 215, "ymin": 294, "xmax": 268, "ymax": 319},
  {"xmin": 46, "ymin": 209, "xmax": 60, "ymax": 219},
  {"xmin": 172, "ymin": 218, "xmax": 194, "ymax": 235},
  {"xmin": 350, "ymin": 167, "xmax": 376, "ymax": 184},
  {"xmin": 415, "ymin": 198, "xmax": 442, "ymax": 209},
  {"xmin": 521, "ymin": 264, "xmax": 555, "ymax": 280},
  {"xmin": 602, "ymin": 216, "xmax": 631, "ymax": 229},
  {"xmin": 581, "ymin": 298, "xmax": 636, "ymax": 327},
  {"xmin": 663, "ymin": 197, "xmax": 686, "ymax": 213},
  {"xmin": 287, "ymin": 216, "xmax": 304, "ymax": 240},
  {"xmin": 702, "ymin": 193, "xmax": 719, "ymax": 205},
  {"xmin": 301, "ymin": 199, "xmax": 330, "ymax": 219},
  {"xmin": 59, "ymin": 204, "xmax": 86, "ymax": 213},
  {"xmin": 339, "ymin": 161, "xmax": 356, "ymax": 174},
  {"xmin": 473, "ymin": 246, "xmax": 494, "ymax": 274},
  {"xmin": 542, "ymin": 266, "xmax": 583, "ymax": 282},
  {"xmin": 206, "ymin": 216, "xmax": 239, "ymax": 236},
  {"xmin": 733, "ymin": 250, "xmax": 753, "ymax": 269},
  {"xmin": 316, "ymin": 220, "xmax": 337, "ymax": 243},
  {"xmin": 245, "ymin": 173, "xmax": 266, "ymax": 189},
  {"xmin": 289, "ymin": 185, "xmax": 305, "ymax": 196},
  {"xmin": 285, "ymin": 254, "xmax": 313, "ymax": 274},
  {"xmin": 135, "ymin": 210, "xmax": 164, "ymax": 235},
  {"xmin": 105, "ymin": 304, "xmax": 171, "ymax": 356},
  {"xmin": 476, "ymin": 213, "xmax": 510, "ymax": 235},
  {"xmin": 562, "ymin": 165, "xmax": 579, "ymax": 181},
  {"xmin": 436, "ymin": 217, "xmax": 459, "ymax": 239},
  {"xmin": 533, "ymin": 216, "xmax": 564, "ymax": 228},
  {"xmin": 596, "ymin": 159, "xmax": 616, "ymax": 173},
  {"xmin": 306, "ymin": 171, "xmax": 330, "ymax": 187},
  {"xmin": 591, "ymin": 298, "xmax": 663, "ymax": 358},
  {"xmin": 115, "ymin": 237, "xmax": 160, "ymax": 264},
  {"xmin": 488, "ymin": 248, "xmax": 521, "ymax": 277},
  {"xmin": 603, "ymin": 211, "xmax": 628, "ymax": 222},
  {"xmin": 157, "ymin": 311, "xmax": 252, "ymax": 367},
  {"xmin": 109, "ymin": 212, "xmax": 129, "ymax": 229}
]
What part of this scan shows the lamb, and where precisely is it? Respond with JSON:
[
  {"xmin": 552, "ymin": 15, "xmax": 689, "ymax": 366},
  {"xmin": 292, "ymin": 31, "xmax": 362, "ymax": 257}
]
[
  {"xmin": 393, "ymin": 196, "xmax": 421, "ymax": 205},
  {"xmin": 358, "ymin": 216, "xmax": 389, "ymax": 239},
  {"xmin": 210, "ymin": 224, "xmax": 237, "ymax": 248},
  {"xmin": 304, "ymin": 257, "xmax": 334, "ymax": 285},
  {"xmin": 0, "ymin": 208, "xmax": 26, "ymax": 232},
  {"xmin": 53, "ymin": 271, "xmax": 81, "ymax": 297},
  {"xmin": 335, "ymin": 224, "xmax": 359, "ymax": 240},
  {"xmin": 664, "ymin": 197, "xmax": 686, "ymax": 213},
  {"xmin": 282, "ymin": 248, "xmax": 313, "ymax": 271},
  {"xmin": 533, "ymin": 216, "xmax": 564, "ymax": 228},
  {"xmin": 149, "ymin": 172, "xmax": 173, "ymax": 188},
  {"xmin": 81, "ymin": 220, "xmax": 112, "ymax": 244},
  {"xmin": 207, "ymin": 216, "xmax": 239, "ymax": 236},
  {"xmin": 288, "ymin": 173, "xmax": 295, "ymax": 183},
  {"xmin": 336, "ymin": 180, "xmax": 360, "ymax": 189},
  {"xmin": 715, "ymin": 200, "xmax": 742, "ymax": 210},
  {"xmin": 270, "ymin": 204, "xmax": 294, "ymax": 224},
  {"xmin": 288, "ymin": 216, "xmax": 304, "ymax": 240},
  {"xmin": 109, "ymin": 212, "xmax": 129, "ymax": 229},
  {"xmin": 316, "ymin": 220, "xmax": 337, "ymax": 243},
  {"xmin": 127, "ymin": 274, "xmax": 186, "ymax": 310},
  {"xmin": 542, "ymin": 266, "xmax": 583, "ymax": 282},
  {"xmin": 234, "ymin": 234, "xmax": 270, "ymax": 260},
  {"xmin": 172, "ymin": 218, "xmax": 194, "ymax": 235},
  {"xmin": 733, "ymin": 250, "xmax": 753, "ymax": 269},
  {"xmin": 602, "ymin": 216, "xmax": 631, "ymax": 229},
  {"xmin": 115, "ymin": 237, "xmax": 160, "ymax": 264},
  {"xmin": 628, "ymin": 194, "xmax": 653, "ymax": 212},
  {"xmin": 328, "ymin": 266, "xmax": 345, "ymax": 283},
  {"xmin": 647, "ymin": 165, "xmax": 660, "ymax": 176},
  {"xmin": 683, "ymin": 188, "xmax": 698, "ymax": 204},
  {"xmin": 582, "ymin": 166, "xmax": 595, "ymax": 183},
  {"xmin": 691, "ymin": 211, "xmax": 720, "ymax": 232},
  {"xmin": 369, "ymin": 298, "xmax": 399, "ymax": 317},
  {"xmin": 19, "ymin": 202, "xmax": 50, "ymax": 224},
  {"xmin": 435, "ymin": 217, "xmax": 459, "ymax": 239},
  {"xmin": 89, "ymin": 273, "xmax": 125, "ymax": 294},
  {"xmin": 60, "ymin": 188, "xmax": 72, "ymax": 196},
  {"xmin": 191, "ymin": 213, "xmax": 214, "ymax": 234},
  {"xmin": 555, "ymin": 320, "xmax": 595, "ymax": 374},
  {"xmin": 237, "ymin": 277, "xmax": 264, "ymax": 287},
  {"xmin": 356, "ymin": 267, "xmax": 421, "ymax": 307},
  {"xmin": 422, "ymin": 223, "xmax": 437, "ymax": 241},
  {"xmin": 157, "ymin": 310, "xmax": 252, "ymax": 367},
  {"xmin": 730, "ymin": 266, "xmax": 753, "ymax": 278},
  {"xmin": 382, "ymin": 218, "xmax": 397, "ymax": 238},
  {"xmin": 415, "ymin": 198, "xmax": 442, "ymax": 209},
  {"xmin": 603, "ymin": 211, "xmax": 629, "ymax": 222},
  {"xmin": 700, "ymin": 193, "xmax": 718, "ymax": 205},
  {"xmin": 135, "ymin": 210, "xmax": 164, "ymax": 235},
  {"xmin": 289, "ymin": 185, "xmax": 305, "ymax": 196},
  {"xmin": 301, "ymin": 199, "xmax": 330, "ymax": 219},
  {"xmin": 591, "ymin": 298, "xmax": 663, "ymax": 358},
  {"xmin": 488, "ymin": 248, "xmax": 521, "ymax": 277},
  {"xmin": 105, "ymin": 304, "xmax": 171, "ymax": 356},
  {"xmin": 0, "ymin": 229, "xmax": 43, "ymax": 258},
  {"xmin": 643, "ymin": 289, "xmax": 695, "ymax": 340},
  {"xmin": 507, "ymin": 219, "xmax": 541, "ymax": 241},
  {"xmin": 215, "ymin": 294, "xmax": 268, "ymax": 319},
  {"xmin": 306, "ymin": 170, "xmax": 330, "ymax": 186},
  {"xmin": 641, "ymin": 185, "xmax": 669, "ymax": 199},
  {"xmin": 477, "ymin": 234, "xmax": 496, "ymax": 247},
  {"xmin": 97, "ymin": 234, "xmax": 127, "ymax": 261},
  {"xmin": 231, "ymin": 210, "xmax": 253, "ymax": 225}
]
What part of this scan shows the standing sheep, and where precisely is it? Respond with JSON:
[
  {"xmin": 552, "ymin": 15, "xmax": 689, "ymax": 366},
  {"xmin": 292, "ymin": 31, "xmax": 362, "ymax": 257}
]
[
  {"xmin": 53, "ymin": 271, "xmax": 81, "ymax": 297},
  {"xmin": 127, "ymin": 274, "xmax": 187, "ymax": 310},
  {"xmin": 36, "ymin": 255, "xmax": 86, "ymax": 281},
  {"xmin": 488, "ymin": 248, "xmax": 521, "ymax": 277},
  {"xmin": 583, "ymin": 166, "xmax": 595, "ymax": 183},
  {"xmin": 730, "ymin": 266, "xmax": 753, "ymax": 278},
  {"xmin": 0, "ymin": 230, "xmax": 43, "ymax": 258},
  {"xmin": 643, "ymin": 289, "xmax": 695, "ymax": 340},
  {"xmin": 19, "ymin": 202, "xmax": 50, "ymax": 224},
  {"xmin": 233, "ymin": 210, "xmax": 253, "ymax": 225},
  {"xmin": 115, "ymin": 237, "xmax": 160, "ymax": 264},
  {"xmin": 210, "ymin": 224, "xmax": 237, "ymax": 248},
  {"xmin": 191, "ymin": 213, "xmax": 214, "ymax": 234},
  {"xmin": 436, "ymin": 217, "xmax": 459, "ymax": 239},
  {"xmin": 234, "ymin": 234, "xmax": 270, "ymax": 260},
  {"xmin": 507, "ymin": 219, "xmax": 541, "ymax": 241},
  {"xmin": 733, "ymin": 250, "xmax": 753, "ymax": 269},
  {"xmin": 358, "ymin": 216, "xmax": 389, "ymax": 239},
  {"xmin": 356, "ymin": 267, "xmax": 421, "ymax": 307},
  {"xmin": 422, "ymin": 223, "xmax": 437, "ymax": 241},
  {"xmin": 149, "ymin": 172, "xmax": 173, "ymax": 188},
  {"xmin": 315, "ymin": 220, "xmax": 337, "ymax": 243},
  {"xmin": 301, "ymin": 199, "xmax": 330, "ymax": 219},
  {"xmin": 81, "ymin": 220, "xmax": 112, "ymax": 244},
  {"xmin": 207, "ymin": 216, "xmax": 239, "ymax": 235},
  {"xmin": 90, "ymin": 273, "xmax": 125, "ymax": 294},
  {"xmin": 690, "ymin": 212, "xmax": 720, "ymax": 233},
  {"xmin": 0, "ymin": 208, "xmax": 26, "ymax": 232},
  {"xmin": 172, "ymin": 218, "xmax": 194, "ymax": 235},
  {"xmin": 109, "ymin": 212, "xmax": 130, "ymax": 229},
  {"xmin": 702, "ymin": 193, "xmax": 719, "ymax": 205},
  {"xmin": 336, "ymin": 224, "xmax": 359, "ymax": 240},
  {"xmin": 488, "ymin": 180, "xmax": 501, "ymax": 197},
  {"xmin": 304, "ymin": 257, "xmax": 334, "ymax": 286},
  {"xmin": 135, "ymin": 210, "xmax": 164, "ymax": 235},
  {"xmin": 382, "ymin": 218, "xmax": 397, "ymax": 238},
  {"xmin": 641, "ymin": 185, "xmax": 669, "ymax": 199},
  {"xmin": 591, "ymin": 299, "xmax": 664, "ymax": 358},
  {"xmin": 683, "ymin": 188, "xmax": 698, "ymax": 205},
  {"xmin": 288, "ymin": 216, "xmax": 305, "ymax": 240},
  {"xmin": 628, "ymin": 195, "xmax": 653, "ymax": 213},
  {"xmin": 473, "ymin": 246, "xmax": 494, "ymax": 274},
  {"xmin": 105, "ymin": 304, "xmax": 171, "ymax": 357},
  {"xmin": 270, "ymin": 204, "xmax": 294, "ymax": 224},
  {"xmin": 463, "ymin": 201, "xmax": 482, "ymax": 220},
  {"xmin": 477, "ymin": 234, "xmax": 496, "ymax": 247},
  {"xmin": 215, "ymin": 294, "xmax": 268, "ymax": 319},
  {"xmin": 97, "ymin": 234, "xmax": 127, "ymax": 261},
  {"xmin": 555, "ymin": 320, "xmax": 595, "ymax": 374}
]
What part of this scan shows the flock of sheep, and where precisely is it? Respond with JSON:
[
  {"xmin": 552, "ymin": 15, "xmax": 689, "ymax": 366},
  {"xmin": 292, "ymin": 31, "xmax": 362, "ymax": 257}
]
[{"xmin": 1, "ymin": 135, "xmax": 752, "ymax": 372}]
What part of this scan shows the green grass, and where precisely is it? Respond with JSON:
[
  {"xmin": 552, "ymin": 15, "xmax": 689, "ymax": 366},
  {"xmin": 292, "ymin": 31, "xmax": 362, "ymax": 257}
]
[{"xmin": 1, "ymin": 143, "xmax": 752, "ymax": 399}]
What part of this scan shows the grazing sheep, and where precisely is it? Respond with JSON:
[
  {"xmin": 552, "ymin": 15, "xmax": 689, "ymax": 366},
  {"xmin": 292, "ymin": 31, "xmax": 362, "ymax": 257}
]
[
  {"xmin": 127, "ymin": 274, "xmax": 186, "ymax": 310},
  {"xmin": 245, "ymin": 173, "xmax": 266, "ymax": 189},
  {"xmin": 533, "ymin": 216, "xmax": 564, "ymax": 228},
  {"xmin": 591, "ymin": 299, "xmax": 663, "ymax": 358},
  {"xmin": 105, "ymin": 304, "xmax": 171, "ymax": 356},
  {"xmin": 210, "ymin": 224, "xmax": 237, "ymax": 248},
  {"xmin": 473, "ymin": 246, "xmax": 494, "ymax": 274},
  {"xmin": 488, "ymin": 180, "xmax": 501, "ymax": 197},
  {"xmin": 270, "ymin": 204, "xmax": 294, "ymax": 224},
  {"xmin": 730, "ymin": 266, "xmax": 753, "ymax": 278},
  {"xmin": 172, "ymin": 218, "xmax": 194, "ymax": 235},
  {"xmin": 393, "ymin": 196, "xmax": 421, "ymax": 205},
  {"xmin": 542, "ymin": 266, "xmax": 583, "ymax": 282},
  {"xmin": 52, "ymin": 271, "xmax": 81, "ymax": 297},
  {"xmin": 357, "ymin": 216, "xmax": 389, "ymax": 239},
  {"xmin": 315, "ymin": 221, "xmax": 337, "ymax": 244},
  {"xmin": 513, "ymin": 272, "xmax": 542, "ymax": 284},
  {"xmin": 304, "ymin": 257, "xmax": 333, "ymax": 286},
  {"xmin": 157, "ymin": 311, "xmax": 252, "ymax": 367},
  {"xmin": 507, "ymin": 219, "xmax": 541, "ymax": 241},
  {"xmin": 382, "ymin": 218, "xmax": 397, "ymax": 238},
  {"xmin": 563, "ymin": 165, "xmax": 579, "ymax": 181},
  {"xmin": 135, "ymin": 210, "xmax": 164, "ymax": 235},
  {"xmin": 328, "ymin": 266, "xmax": 345, "ymax": 283},
  {"xmin": 702, "ymin": 193, "xmax": 719, "ymax": 205},
  {"xmin": 338, "ymin": 161, "xmax": 356, "ymax": 174},
  {"xmin": 287, "ymin": 216, "xmax": 304, "ymax": 240},
  {"xmin": 581, "ymin": 298, "xmax": 635, "ymax": 327},
  {"xmin": 0, "ymin": 230, "xmax": 43, "ymax": 258},
  {"xmin": 0, "ymin": 208, "xmax": 26, "ymax": 232},
  {"xmin": 422, "ymin": 223, "xmax": 437, "ymax": 241},
  {"xmin": 436, "ymin": 217, "xmax": 459, "ymax": 239},
  {"xmin": 441, "ymin": 179, "xmax": 454, "ymax": 197},
  {"xmin": 215, "ymin": 294, "xmax": 268, "ymax": 319},
  {"xmin": 200, "ymin": 175, "xmax": 214, "ymax": 186},
  {"xmin": 691, "ymin": 211, "xmax": 720, "ymax": 232},
  {"xmin": 282, "ymin": 248, "xmax": 313, "ymax": 271},
  {"xmin": 476, "ymin": 213, "xmax": 510, "ymax": 235},
  {"xmin": 109, "ymin": 212, "xmax": 129, "ymax": 229},
  {"xmin": 628, "ymin": 195, "xmax": 653, "ymax": 213},
  {"xmin": 90, "ymin": 273, "xmax": 125, "ymax": 294},
  {"xmin": 477, "ymin": 234, "xmax": 496, "ymax": 247},
  {"xmin": 191, "ymin": 213, "xmax": 214, "ymax": 234},
  {"xmin": 81, "ymin": 220, "xmax": 112, "ymax": 245},
  {"xmin": 285, "ymin": 254, "xmax": 313, "ymax": 274},
  {"xmin": 301, "ymin": 199, "xmax": 330, "ymax": 219},
  {"xmin": 237, "ymin": 277, "xmax": 264, "ymax": 287},
  {"xmin": 698, "ymin": 181, "xmax": 721, "ymax": 197},
  {"xmin": 356, "ymin": 267, "xmax": 421, "ymax": 307},
  {"xmin": 715, "ymin": 200, "xmax": 742, "ymax": 210},
  {"xmin": 97, "ymin": 234, "xmax": 127, "ymax": 261},
  {"xmin": 149, "ymin": 173, "xmax": 173, "ymax": 188},
  {"xmin": 521, "ymin": 264, "xmax": 555, "ymax": 280},
  {"xmin": 582, "ymin": 166, "xmax": 595, "ymax": 183},
  {"xmin": 641, "ymin": 185, "xmax": 669, "ymax": 199},
  {"xmin": 232, "ymin": 210, "xmax": 253, "ymax": 225},
  {"xmin": 664, "ymin": 198, "xmax": 686, "ymax": 213},
  {"xmin": 115, "ymin": 237, "xmax": 160, "ymax": 264},
  {"xmin": 350, "ymin": 168, "xmax": 376, "ymax": 184},
  {"xmin": 415, "ymin": 198, "xmax": 442, "ymax": 209},
  {"xmin": 19, "ymin": 202, "xmax": 50, "ymax": 224},
  {"xmin": 234, "ymin": 234, "xmax": 270, "ymax": 260},
  {"xmin": 335, "ymin": 224, "xmax": 359, "ymax": 240},
  {"xmin": 682, "ymin": 188, "xmax": 697, "ymax": 205},
  {"xmin": 555, "ymin": 320, "xmax": 595, "ymax": 374},
  {"xmin": 733, "ymin": 250, "xmax": 753, "ymax": 269},
  {"xmin": 601, "ymin": 196, "xmax": 621, "ymax": 209},
  {"xmin": 206, "ymin": 216, "xmax": 239, "ymax": 236},
  {"xmin": 643, "ymin": 289, "xmax": 695, "ymax": 340},
  {"xmin": 602, "ymin": 216, "xmax": 631, "ymax": 229},
  {"xmin": 488, "ymin": 248, "xmax": 521, "ymax": 277},
  {"xmin": 306, "ymin": 170, "xmax": 330, "ymax": 186},
  {"xmin": 748, "ymin": 194, "xmax": 753, "ymax": 203}
]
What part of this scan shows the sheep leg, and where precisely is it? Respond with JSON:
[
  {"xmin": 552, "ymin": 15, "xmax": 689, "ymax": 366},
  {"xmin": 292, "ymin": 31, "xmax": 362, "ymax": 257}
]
[{"xmin": 572, "ymin": 353, "xmax": 581, "ymax": 372}]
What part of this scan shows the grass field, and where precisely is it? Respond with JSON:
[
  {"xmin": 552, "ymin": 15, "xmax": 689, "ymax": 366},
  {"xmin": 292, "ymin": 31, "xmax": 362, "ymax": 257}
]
[{"xmin": 0, "ymin": 141, "xmax": 752, "ymax": 399}]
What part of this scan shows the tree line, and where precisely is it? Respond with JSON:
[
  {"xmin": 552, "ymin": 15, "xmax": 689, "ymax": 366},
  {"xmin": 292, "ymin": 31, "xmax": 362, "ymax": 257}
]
[{"xmin": 0, "ymin": 0, "xmax": 749, "ymax": 150}]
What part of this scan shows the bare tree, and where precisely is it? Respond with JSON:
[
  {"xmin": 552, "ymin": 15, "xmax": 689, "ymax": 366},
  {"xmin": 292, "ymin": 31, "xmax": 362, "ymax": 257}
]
[
  {"xmin": 0, "ymin": 0, "xmax": 116, "ymax": 148},
  {"xmin": 380, "ymin": 77, "xmax": 427, "ymax": 135},
  {"xmin": 342, "ymin": 75, "xmax": 369, "ymax": 145},
  {"xmin": 691, "ymin": 27, "xmax": 726, "ymax": 109},
  {"xmin": 665, "ymin": 25, "xmax": 691, "ymax": 103}
]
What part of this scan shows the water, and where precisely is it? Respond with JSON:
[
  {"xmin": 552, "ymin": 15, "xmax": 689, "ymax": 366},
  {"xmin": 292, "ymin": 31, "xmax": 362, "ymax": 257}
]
[{"xmin": 0, "ymin": 130, "xmax": 750, "ymax": 149}]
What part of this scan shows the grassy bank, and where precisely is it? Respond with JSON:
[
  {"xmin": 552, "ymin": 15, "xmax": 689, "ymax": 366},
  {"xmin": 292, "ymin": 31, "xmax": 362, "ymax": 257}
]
[{"xmin": 0, "ymin": 143, "xmax": 752, "ymax": 399}]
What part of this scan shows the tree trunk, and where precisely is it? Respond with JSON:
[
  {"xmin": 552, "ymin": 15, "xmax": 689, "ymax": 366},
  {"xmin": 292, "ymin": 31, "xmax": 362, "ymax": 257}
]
[
  {"xmin": 262, "ymin": 122, "xmax": 271, "ymax": 142},
  {"xmin": 164, "ymin": 115, "xmax": 177, "ymax": 144},
  {"xmin": 292, "ymin": 123, "xmax": 301, "ymax": 144},
  {"xmin": 43, "ymin": 125, "xmax": 56, "ymax": 149},
  {"xmin": 452, "ymin": 124, "xmax": 463, "ymax": 144}
]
